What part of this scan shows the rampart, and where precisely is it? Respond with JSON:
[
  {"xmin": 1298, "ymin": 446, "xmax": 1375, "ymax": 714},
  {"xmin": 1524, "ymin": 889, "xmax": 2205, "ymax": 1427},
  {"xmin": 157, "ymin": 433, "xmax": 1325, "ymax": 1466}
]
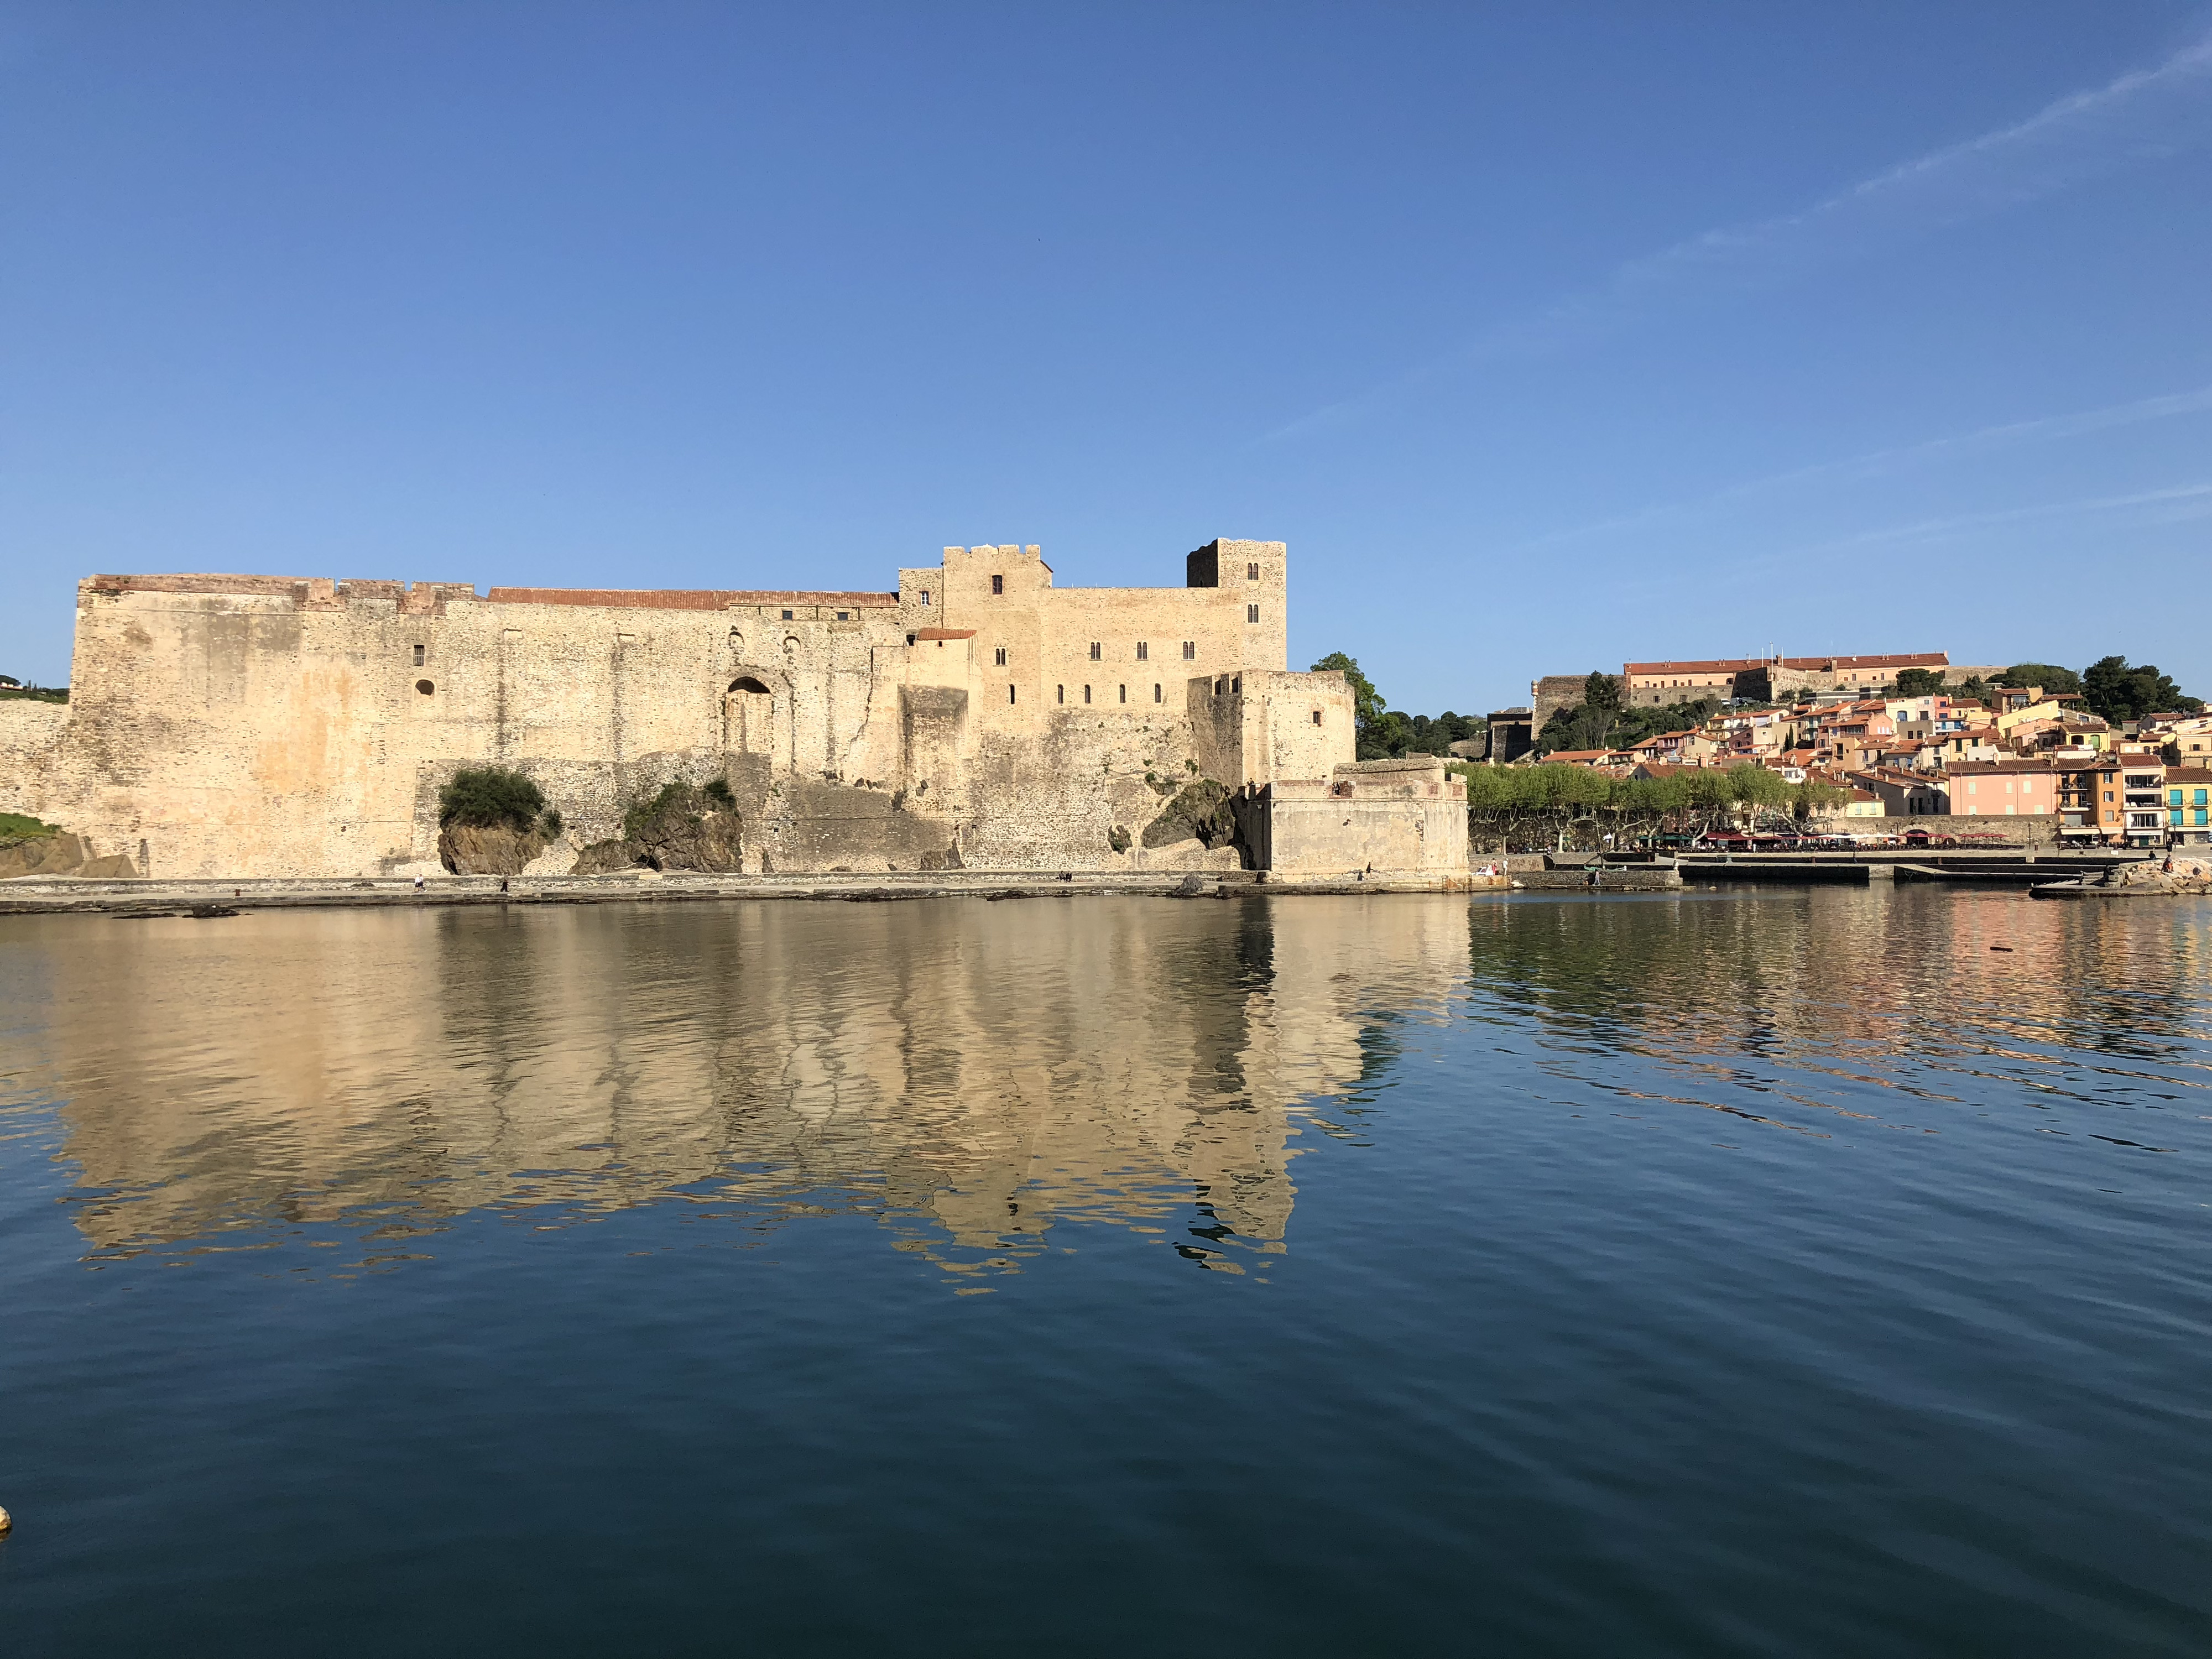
[{"xmin": 3, "ymin": 538, "xmax": 1466, "ymax": 882}]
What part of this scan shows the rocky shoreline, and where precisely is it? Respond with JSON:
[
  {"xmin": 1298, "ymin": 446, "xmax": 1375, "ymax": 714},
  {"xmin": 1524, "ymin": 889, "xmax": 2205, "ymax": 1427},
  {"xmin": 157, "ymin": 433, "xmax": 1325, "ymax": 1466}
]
[{"xmin": 2031, "ymin": 856, "xmax": 2212, "ymax": 899}]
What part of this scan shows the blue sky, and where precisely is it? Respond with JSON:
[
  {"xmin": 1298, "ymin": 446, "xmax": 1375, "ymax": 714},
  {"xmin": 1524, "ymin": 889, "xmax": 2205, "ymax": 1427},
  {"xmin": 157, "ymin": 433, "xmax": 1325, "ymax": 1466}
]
[{"xmin": 3, "ymin": 2, "xmax": 2207, "ymax": 715}]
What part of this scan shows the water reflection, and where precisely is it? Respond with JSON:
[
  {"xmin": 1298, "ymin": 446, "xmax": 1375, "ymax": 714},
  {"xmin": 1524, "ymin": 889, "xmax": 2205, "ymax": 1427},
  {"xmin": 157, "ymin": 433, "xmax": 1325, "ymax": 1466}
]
[
  {"xmin": 8, "ymin": 888, "xmax": 2205, "ymax": 1281},
  {"xmin": 6, "ymin": 898, "xmax": 1471, "ymax": 1279},
  {"xmin": 1465, "ymin": 888, "xmax": 2211, "ymax": 1141}
]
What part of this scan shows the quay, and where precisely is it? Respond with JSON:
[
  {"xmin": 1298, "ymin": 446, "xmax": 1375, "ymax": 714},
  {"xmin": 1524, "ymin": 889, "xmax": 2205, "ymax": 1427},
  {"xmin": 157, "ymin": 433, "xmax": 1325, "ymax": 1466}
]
[
  {"xmin": 1522, "ymin": 847, "xmax": 2151, "ymax": 889},
  {"xmin": 0, "ymin": 867, "xmax": 1500, "ymax": 917}
]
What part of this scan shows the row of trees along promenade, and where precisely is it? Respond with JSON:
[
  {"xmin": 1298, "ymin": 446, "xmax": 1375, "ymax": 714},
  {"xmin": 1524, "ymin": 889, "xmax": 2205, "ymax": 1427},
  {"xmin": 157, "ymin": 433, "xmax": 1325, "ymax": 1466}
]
[{"xmin": 1312, "ymin": 652, "xmax": 1848, "ymax": 851}]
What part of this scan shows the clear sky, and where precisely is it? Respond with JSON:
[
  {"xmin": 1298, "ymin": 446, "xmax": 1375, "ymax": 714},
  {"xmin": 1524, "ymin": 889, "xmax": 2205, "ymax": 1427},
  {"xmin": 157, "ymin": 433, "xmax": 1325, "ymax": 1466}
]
[{"xmin": 3, "ymin": 2, "xmax": 2207, "ymax": 715}]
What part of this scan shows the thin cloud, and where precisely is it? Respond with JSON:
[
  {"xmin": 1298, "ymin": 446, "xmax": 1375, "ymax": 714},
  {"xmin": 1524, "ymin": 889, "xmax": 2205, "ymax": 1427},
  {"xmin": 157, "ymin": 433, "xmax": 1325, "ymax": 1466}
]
[
  {"xmin": 1582, "ymin": 481, "xmax": 2212, "ymax": 612},
  {"xmin": 1260, "ymin": 33, "xmax": 2212, "ymax": 445},
  {"xmin": 1506, "ymin": 385, "xmax": 2212, "ymax": 555},
  {"xmin": 1725, "ymin": 482, "xmax": 2212, "ymax": 575}
]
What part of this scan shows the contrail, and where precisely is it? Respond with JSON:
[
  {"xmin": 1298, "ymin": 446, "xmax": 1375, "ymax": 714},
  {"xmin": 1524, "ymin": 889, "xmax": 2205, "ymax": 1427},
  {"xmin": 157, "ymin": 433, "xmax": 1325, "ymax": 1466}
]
[{"xmin": 1256, "ymin": 33, "xmax": 2212, "ymax": 446}]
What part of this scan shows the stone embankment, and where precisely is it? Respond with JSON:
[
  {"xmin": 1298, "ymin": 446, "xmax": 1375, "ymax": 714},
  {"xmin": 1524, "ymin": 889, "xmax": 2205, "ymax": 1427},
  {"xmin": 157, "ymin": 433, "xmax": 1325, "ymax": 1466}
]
[{"xmin": 0, "ymin": 867, "xmax": 1500, "ymax": 916}]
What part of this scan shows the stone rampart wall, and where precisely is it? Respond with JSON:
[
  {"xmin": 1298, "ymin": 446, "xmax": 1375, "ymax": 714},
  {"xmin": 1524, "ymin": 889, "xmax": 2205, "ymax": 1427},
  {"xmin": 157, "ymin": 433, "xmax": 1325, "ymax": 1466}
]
[{"xmin": 0, "ymin": 541, "xmax": 1459, "ymax": 880}]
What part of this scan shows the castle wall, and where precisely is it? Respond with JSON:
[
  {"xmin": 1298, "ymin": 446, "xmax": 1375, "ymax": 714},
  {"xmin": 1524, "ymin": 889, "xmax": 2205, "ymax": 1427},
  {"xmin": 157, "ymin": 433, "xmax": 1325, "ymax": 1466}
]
[
  {"xmin": 0, "ymin": 538, "xmax": 1458, "ymax": 880},
  {"xmin": 1264, "ymin": 758, "xmax": 1470, "ymax": 878}
]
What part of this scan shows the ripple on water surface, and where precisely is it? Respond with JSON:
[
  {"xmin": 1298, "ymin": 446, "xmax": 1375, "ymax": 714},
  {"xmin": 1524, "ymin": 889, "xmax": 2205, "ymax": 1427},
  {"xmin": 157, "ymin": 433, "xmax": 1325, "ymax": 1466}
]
[{"xmin": 0, "ymin": 886, "xmax": 2205, "ymax": 1656}]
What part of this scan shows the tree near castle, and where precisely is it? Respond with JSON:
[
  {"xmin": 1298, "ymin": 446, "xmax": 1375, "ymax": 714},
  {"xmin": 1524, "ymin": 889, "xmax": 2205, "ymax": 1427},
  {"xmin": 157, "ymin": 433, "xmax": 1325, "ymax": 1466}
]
[
  {"xmin": 1311, "ymin": 652, "xmax": 1409, "ymax": 758},
  {"xmin": 1993, "ymin": 662, "xmax": 2083, "ymax": 698},
  {"xmin": 2081, "ymin": 656, "xmax": 2201, "ymax": 722},
  {"xmin": 1312, "ymin": 653, "xmax": 1485, "ymax": 758}
]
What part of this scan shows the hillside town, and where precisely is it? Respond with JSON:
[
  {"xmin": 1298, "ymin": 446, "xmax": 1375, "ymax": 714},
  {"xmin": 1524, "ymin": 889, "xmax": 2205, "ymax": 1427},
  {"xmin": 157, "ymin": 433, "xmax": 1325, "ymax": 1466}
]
[{"xmin": 1463, "ymin": 651, "xmax": 2210, "ymax": 848}]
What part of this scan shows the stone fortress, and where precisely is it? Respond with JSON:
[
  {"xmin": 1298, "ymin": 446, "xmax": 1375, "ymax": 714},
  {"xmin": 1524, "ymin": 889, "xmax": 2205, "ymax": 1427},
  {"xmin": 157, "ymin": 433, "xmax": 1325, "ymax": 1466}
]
[{"xmin": 0, "ymin": 537, "xmax": 1468, "ymax": 882}]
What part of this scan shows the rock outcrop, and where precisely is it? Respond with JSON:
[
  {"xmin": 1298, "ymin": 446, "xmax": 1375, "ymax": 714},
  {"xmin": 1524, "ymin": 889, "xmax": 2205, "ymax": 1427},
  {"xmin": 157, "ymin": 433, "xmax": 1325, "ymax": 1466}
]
[
  {"xmin": 437, "ymin": 823, "xmax": 549, "ymax": 875},
  {"xmin": 2100, "ymin": 857, "xmax": 2212, "ymax": 894},
  {"xmin": 1141, "ymin": 779, "xmax": 1239, "ymax": 851},
  {"xmin": 626, "ymin": 786, "xmax": 743, "ymax": 872},
  {"xmin": 0, "ymin": 829, "xmax": 138, "ymax": 879},
  {"xmin": 573, "ymin": 838, "xmax": 639, "ymax": 875},
  {"xmin": 566, "ymin": 783, "xmax": 745, "ymax": 875}
]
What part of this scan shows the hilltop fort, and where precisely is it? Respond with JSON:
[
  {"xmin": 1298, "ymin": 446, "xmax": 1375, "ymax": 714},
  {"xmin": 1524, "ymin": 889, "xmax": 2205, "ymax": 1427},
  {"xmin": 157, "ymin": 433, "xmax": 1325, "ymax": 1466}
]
[{"xmin": 0, "ymin": 538, "xmax": 1468, "ymax": 882}]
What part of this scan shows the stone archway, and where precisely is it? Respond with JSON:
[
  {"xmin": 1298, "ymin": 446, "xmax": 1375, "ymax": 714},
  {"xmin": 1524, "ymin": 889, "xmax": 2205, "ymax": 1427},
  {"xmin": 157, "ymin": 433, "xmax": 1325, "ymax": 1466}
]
[{"xmin": 722, "ymin": 672, "xmax": 781, "ymax": 758}]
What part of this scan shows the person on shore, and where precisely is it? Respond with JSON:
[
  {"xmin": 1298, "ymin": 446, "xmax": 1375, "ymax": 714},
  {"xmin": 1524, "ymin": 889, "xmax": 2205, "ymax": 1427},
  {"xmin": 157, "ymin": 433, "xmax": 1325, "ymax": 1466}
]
[{"xmin": 414, "ymin": 873, "xmax": 424, "ymax": 891}]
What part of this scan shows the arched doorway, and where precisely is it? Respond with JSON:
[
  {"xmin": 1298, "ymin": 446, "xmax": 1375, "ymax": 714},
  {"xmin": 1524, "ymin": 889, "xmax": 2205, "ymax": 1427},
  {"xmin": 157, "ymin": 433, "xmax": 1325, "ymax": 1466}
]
[{"xmin": 723, "ymin": 674, "xmax": 779, "ymax": 757}]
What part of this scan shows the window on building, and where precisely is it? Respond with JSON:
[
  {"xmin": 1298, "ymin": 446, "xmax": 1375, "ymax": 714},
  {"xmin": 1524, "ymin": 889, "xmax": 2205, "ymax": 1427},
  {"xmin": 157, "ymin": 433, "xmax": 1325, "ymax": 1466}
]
[
  {"xmin": 1247, "ymin": 562, "xmax": 1260, "ymax": 581},
  {"xmin": 1230, "ymin": 677, "xmax": 1239, "ymax": 694},
  {"xmin": 836, "ymin": 611, "xmax": 849, "ymax": 622},
  {"xmin": 1083, "ymin": 685, "xmax": 1091, "ymax": 704},
  {"xmin": 1152, "ymin": 684, "xmax": 1162, "ymax": 703},
  {"xmin": 1182, "ymin": 640, "xmax": 1194, "ymax": 660},
  {"xmin": 1056, "ymin": 685, "xmax": 1064, "ymax": 704},
  {"xmin": 411, "ymin": 644, "xmax": 425, "ymax": 666},
  {"xmin": 991, "ymin": 573, "xmax": 1004, "ymax": 595},
  {"xmin": 1118, "ymin": 685, "xmax": 1127, "ymax": 703},
  {"xmin": 920, "ymin": 589, "xmax": 930, "ymax": 606},
  {"xmin": 994, "ymin": 646, "xmax": 1007, "ymax": 666},
  {"xmin": 1247, "ymin": 604, "xmax": 1260, "ymax": 624},
  {"xmin": 415, "ymin": 679, "xmax": 434, "ymax": 695},
  {"xmin": 1311, "ymin": 709, "xmax": 1322, "ymax": 725},
  {"xmin": 1088, "ymin": 641, "xmax": 1100, "ymax": 660},
  {"xmin": 1136, "ymin": 641, "xmax": 1149, "ymax": 661},
  {"xmin": 782, "ymin": 609, "xmax": 794, "ymax": 620},
  {"xmin": 1008, "ymin": 684, "xmax": 1016, "ymax": 704},
  {"xmin": 906, "ymin": 633, "xmax": 916, "ymax": 646}
]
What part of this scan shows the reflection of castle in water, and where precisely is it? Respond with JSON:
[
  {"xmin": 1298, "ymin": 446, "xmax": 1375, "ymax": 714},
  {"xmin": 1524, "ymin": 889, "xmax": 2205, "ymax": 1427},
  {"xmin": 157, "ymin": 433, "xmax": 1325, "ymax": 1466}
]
[{"xmin": 36, "ymin": 899, "xmax": 1472, "ymax": 1274}]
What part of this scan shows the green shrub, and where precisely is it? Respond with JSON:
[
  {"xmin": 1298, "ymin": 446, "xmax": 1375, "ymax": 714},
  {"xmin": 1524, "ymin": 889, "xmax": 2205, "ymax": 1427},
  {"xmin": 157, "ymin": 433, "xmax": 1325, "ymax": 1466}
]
[
  {"xmin": 539, "ymin": 807, "xmax": 564, "ymax": 839},
  {"xmin": 439, "ymin": 766, "xmax": 546, "ymax": 833},
  {"xmin": 703, "ymin": 777, "xmax": 735, "ymax": 808},
  {"xmin": 0, "ymin": 811, "xmax": 61, "ymax": 842}
]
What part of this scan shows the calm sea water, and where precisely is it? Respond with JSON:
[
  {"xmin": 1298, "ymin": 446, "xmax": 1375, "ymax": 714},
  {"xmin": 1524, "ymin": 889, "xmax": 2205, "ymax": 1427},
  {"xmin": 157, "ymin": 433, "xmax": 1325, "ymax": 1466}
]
[{"xmin": 1, "ymin": 889, "xmax": 2206, "ymax": 1656}]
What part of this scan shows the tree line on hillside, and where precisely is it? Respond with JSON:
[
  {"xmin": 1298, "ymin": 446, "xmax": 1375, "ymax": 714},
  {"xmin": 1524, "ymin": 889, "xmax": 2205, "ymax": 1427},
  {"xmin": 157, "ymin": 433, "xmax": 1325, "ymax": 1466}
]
[
  {"xmin": 1990, "ymin": 659, "xmax": 2200, "ymax": 721},
  {"xmin": 1532, "ymin": 671, "xmax": 1721, "ymax": 758}
]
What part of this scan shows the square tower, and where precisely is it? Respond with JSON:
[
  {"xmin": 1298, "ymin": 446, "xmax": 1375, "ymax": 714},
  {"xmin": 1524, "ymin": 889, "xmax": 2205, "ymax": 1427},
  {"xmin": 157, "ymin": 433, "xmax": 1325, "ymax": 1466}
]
[{"xmin": 1186, "ymin": 538, "xmax": 1287, "ymax": 672}]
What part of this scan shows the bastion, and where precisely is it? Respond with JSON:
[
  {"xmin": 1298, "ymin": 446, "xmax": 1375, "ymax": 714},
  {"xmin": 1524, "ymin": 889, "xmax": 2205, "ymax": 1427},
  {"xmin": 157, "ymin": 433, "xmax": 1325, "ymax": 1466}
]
[{"xmin": 0, "ymin": 538, "xmax": 1468, "ymax": 883}]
